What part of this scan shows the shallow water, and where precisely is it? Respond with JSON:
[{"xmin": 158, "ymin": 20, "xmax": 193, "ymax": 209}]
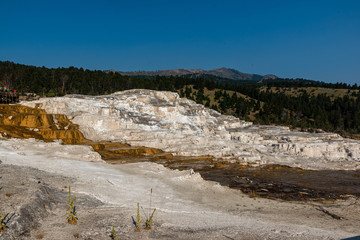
[{"xmin": 90, "ymin": 141, "xmax": 360, "ymax": 201}]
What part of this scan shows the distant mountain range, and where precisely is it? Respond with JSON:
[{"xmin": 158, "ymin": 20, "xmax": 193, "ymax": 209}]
[{"xmin": 107, "ymin": 67, "xmax": 278, "ymax": 82}]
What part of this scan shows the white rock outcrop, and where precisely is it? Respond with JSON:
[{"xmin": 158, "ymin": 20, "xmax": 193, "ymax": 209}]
[{"xmin": 22, "ymin": 89, "xmax": 360, "ymax": 170}]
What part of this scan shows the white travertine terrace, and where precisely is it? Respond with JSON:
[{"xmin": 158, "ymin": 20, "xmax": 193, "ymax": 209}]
[{"xmin": 22, "ymin": 89, "xmax": 360, "ymax": 170}]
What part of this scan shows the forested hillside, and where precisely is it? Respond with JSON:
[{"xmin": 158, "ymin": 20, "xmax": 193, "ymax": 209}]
[{"xmin": 1, "ymin": 61, "xmax": 360, "ymax": 138}]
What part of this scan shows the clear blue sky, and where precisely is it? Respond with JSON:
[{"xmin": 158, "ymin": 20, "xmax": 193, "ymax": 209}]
[{"xmin": 1, "ymin": 0, "xmax": 359, "ymax": 84}]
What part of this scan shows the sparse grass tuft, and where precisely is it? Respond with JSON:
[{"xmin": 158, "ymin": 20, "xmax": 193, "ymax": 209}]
[
  {"xmin": 65, "ymin": 186, "xmax": 78, "ymax": 224},
  {"xmin": 0, "ymin": 210, "xmax": 14, "ymax": 232},
  {"xmin": 144, "ymin": 208, "xmax": 156, "ymax": 230},
  {"xmin": 144, "ymin": 188, "xmax": 156, "ymax": 230},
  {"xmin": 134, "ymin": 202, "xmax": 141, "ymax": 232},
  {"xmin": 109, "ymin": 226, "xmax": 117, "ymax": 240},
  {"xmin": 131, "ymin": 189, "xmax": 157, "ymax": 232}
]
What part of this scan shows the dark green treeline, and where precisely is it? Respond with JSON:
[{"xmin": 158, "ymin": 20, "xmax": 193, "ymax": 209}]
[{"xmin": 1, "ymin": 61, "xmax": 359, "ymax": 136}]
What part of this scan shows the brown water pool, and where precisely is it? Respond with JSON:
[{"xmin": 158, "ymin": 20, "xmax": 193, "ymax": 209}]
[{"xmin": 91, "ymin": 142, "xmax": 360, "ymax": 202}]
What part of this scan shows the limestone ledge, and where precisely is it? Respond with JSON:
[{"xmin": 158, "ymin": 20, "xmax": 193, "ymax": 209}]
[{"xmin": 21, "ymin": 89, "xmax": 360, "ymax": 169}]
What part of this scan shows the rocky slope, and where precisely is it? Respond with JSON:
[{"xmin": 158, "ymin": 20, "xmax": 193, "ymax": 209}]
[{"xmin": 22, "ymin": 89, "xmax": 360, "ymax": 170}]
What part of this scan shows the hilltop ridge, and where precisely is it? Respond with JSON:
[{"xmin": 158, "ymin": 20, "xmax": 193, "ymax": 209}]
[{"xmin": 113, "ymin": 67, "xmax": 277, "ymax": 81}]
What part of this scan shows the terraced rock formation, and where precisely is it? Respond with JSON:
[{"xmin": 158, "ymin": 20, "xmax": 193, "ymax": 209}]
[
  {"xmin": 1, "ymin": 98, "xmax": 359, "ymax": 201},
  {"xmin": 1, "ymin": 90, "xmax": 359, "ymax": 239},
  {"xmin": 0, "ymin": 105, "xmax": 87, "ymax": 144},
  {"xmin": 20, "ymin": 89, "xmax": 360, "ymax": 170}
]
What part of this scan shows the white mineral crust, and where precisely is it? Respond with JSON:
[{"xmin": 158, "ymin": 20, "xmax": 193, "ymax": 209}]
[{"xmin": 22, "ymin": 89, "xmax": 360, "ymax": 170}]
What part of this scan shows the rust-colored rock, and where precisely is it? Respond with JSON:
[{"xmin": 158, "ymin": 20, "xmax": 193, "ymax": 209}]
[
  {"xmin": 0, "ymin": 104, "xmax": 88, "ymax": 144},
  {"xmin": 90, "ymin": 141, "xmax": 173, "ymax": 164}
]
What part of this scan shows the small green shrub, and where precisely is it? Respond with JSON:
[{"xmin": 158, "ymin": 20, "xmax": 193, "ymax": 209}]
[
  {"xmin": 109, "ymin": 225, "xmax": 117, "ymax": 240},
  {"xmin": 65, "ymin": 186, "xmax": 78, "ymax": 224},
  {"xmin": 131, "ymin": 189, "xmax": 157, "ymax": 232},
  {"xmin": 144, "ymin": 188, "xmax": 156, "ymax": 230},
  {"xmin": 144, "ymin": 208, "xmax": 156, "ymax": 230},
  {"xmin": 134, "ymin": 202, "xmax": 141, "ymax": 232},
  {"xmin": 0, "ymin": 210, "xmax": 14, "ymax": 232}
]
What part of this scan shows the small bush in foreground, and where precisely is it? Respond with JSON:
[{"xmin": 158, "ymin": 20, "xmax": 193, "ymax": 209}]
[
  {"xmin": 65, "ymin": 186, "xmax": 78, "ymax": 224},
  {"xmin": 132, "ymin": 202, "xmax": 141, "ymax": 232},
  {"xmin": 109, "ymin": 225, "xmax": 117, "ymax": 240},
  {"xmin": 144, "ymin": 188, "xmax": 156, "ymax": 230},
  {"xmin": 131, "ymin": 189, "xmax": 157, "ymax": 232},
  {"xmin": 0, "ymin": 210, "xmax": 14, "ymax": 232}
]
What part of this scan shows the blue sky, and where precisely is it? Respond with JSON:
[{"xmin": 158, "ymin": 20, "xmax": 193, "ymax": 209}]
[{"xmin": 0, "ymin": 0, "xmax": 359, "ymax": 84}]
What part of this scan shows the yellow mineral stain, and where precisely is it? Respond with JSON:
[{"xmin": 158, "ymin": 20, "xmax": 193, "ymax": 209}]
[
  {"xmin": 0, "ymin": 104, "xmax": 88, "ymax": 144},
  {"xmin": 0, "ymin": 104, "xmax": 211, "ymax": 164}
]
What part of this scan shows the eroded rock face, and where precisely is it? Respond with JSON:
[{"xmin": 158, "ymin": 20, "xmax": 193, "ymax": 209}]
[
  {"xmin": 0, "ymin": 105, "xmax": 88, "ymax": 144},
  {"xmin": 21, "ymin": 89, "xmax": 360, "ymax": 170}
]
